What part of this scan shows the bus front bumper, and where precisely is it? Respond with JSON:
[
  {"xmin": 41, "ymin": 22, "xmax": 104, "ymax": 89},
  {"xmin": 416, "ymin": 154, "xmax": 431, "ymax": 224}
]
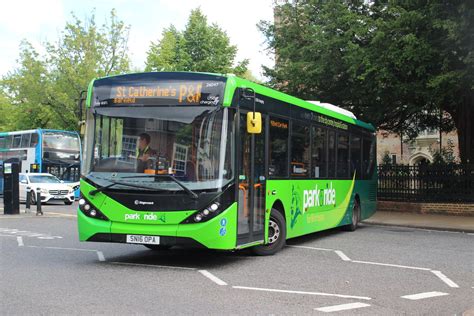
[{"xmin": 77, "ymin": 204, "xmax": 237, "ymax": 250}]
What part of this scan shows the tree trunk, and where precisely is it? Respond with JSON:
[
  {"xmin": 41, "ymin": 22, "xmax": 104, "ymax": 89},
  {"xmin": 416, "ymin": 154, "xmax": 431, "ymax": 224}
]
[{"xmin": 454, "ymin": 93, "xmax": 474, "ymax": 163}]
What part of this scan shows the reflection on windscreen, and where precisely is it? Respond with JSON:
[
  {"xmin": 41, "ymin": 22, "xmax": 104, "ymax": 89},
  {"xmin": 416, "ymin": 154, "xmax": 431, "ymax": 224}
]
[
  {"xmin": 29, "ymin": 175, "xmax": 61, "ymax": 183},
  {"xmin": 90, "ymin": 107, "xmax": 233, "ymax": 191}
]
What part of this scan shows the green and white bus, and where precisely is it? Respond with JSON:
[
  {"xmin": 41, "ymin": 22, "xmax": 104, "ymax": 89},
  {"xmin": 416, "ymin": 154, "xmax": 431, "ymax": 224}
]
[{"xmin": 78, "ymin": 72, "xmax": 376, "ymax": 255}]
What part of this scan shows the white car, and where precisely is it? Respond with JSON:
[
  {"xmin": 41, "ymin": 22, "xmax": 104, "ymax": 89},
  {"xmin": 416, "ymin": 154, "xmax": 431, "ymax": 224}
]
[{"xmin": 19, "ymin": 173, "xmax": 75, "ymax": 205}]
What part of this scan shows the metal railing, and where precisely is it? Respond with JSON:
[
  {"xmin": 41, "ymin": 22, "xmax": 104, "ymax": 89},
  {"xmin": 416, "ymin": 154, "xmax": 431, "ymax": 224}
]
[{"xmin": 377, "ymin": 164, "xmax": 474, "ymax": 202}]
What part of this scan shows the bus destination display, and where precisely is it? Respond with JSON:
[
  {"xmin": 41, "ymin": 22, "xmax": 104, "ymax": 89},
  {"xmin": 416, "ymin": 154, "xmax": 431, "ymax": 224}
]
[{"xmin": 93, "ymin": 80, "xmax": 225, "ymax": 106}]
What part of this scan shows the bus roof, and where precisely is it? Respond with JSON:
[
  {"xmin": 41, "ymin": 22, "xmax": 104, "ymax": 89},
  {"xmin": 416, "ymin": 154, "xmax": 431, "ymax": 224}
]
[
  {"xmin": 223, "ymin": 75, "xmax": 375, "ymax": 131},
  {"xmin": 87, "ymin": 72, "xmax": 375, "ymax": 132}
]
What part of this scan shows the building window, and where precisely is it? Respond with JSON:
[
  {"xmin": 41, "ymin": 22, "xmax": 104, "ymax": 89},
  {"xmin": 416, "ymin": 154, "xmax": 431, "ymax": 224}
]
[
  {"xmin": 173, "ymin": 143, "xmax": 188, "ymax": 173},
  {"xmin": 121, "ymin": 135, "xmax": 138, "ymax": 162},
  {"xmin": 269, "ymin": 118, "xmax": 289, "ymax": 177}
]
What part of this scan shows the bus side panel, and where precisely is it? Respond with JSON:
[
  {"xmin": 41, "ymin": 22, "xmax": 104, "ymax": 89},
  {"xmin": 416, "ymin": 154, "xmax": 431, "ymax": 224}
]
[
  {"xmin": 357, "ymin": 180, "xmax": 377, "ymax": 221},
  {"xmin": 266, "ymin": 179, "xmax": 356, "ymax": 239}
]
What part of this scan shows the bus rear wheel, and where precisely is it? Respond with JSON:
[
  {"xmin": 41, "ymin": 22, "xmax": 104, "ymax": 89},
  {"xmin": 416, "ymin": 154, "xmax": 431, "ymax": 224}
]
[
  {"xmin": 343, "ymin": 200, "xmax": 360, "ymax": 232},
  {"xmin": 251, "ymin": 209, "xmax": 286, "ymax": 256}
]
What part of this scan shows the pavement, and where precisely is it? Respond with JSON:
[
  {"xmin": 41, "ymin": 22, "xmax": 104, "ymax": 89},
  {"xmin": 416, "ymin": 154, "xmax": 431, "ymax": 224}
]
[{"xmin": 363, "ymin": 211, "xmax": 474, "ymax": 233}]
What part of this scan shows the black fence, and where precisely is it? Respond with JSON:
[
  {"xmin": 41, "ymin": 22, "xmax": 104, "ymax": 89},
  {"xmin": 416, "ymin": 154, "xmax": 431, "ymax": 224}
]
[{"xmin": 377, "ymin": 164, "xmax": 474, "ymax": 202}]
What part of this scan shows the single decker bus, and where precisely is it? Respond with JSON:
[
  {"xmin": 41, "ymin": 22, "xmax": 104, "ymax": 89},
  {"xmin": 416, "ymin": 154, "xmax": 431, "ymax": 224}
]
[{"xmin": 78, "ymin": 72, "xmax": 376, "ymax": 255}]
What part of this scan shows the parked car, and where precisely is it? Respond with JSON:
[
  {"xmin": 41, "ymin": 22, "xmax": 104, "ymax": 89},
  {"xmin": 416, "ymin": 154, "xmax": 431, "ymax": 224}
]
[{"xmin": 19, "ymin": 173, "xmax": 75, "ymax": 205}]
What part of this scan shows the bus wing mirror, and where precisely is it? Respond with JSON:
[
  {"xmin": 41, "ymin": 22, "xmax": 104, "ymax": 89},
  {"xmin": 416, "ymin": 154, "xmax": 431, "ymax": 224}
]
[
  {"xmin": 247, "ymin": 112, "xmax": 262, "ymax": 134},
  {"xmin": 242, "ymin": 88, "xmax": 255, "ymax": 99}
]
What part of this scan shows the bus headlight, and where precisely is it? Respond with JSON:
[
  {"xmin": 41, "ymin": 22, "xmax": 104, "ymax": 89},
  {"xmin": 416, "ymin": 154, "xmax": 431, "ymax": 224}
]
[
  {"xmin": 182, "ymin": 202, "xmax": 221, "ymax": 224},
  {"xmin": 78, "ymin": 196, "xmax": 109, "ymax": 221}
]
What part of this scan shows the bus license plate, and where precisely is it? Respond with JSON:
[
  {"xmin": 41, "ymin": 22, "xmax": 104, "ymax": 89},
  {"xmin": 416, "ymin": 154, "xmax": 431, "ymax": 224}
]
[{"xmin": 126, "ymin": 235, "xmax": 160, "ymax": 245}]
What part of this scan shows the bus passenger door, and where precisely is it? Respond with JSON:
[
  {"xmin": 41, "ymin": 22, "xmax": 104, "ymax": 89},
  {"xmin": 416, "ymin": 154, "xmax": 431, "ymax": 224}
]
[{"xmin": 236, "ymin": 112, "xmax": 266, "ymax": 246}]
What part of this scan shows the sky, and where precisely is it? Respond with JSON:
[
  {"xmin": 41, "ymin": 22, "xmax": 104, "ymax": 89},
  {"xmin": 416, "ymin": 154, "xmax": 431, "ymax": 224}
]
[{"xmin": 0, "ymin": 0, "xmax": 275, "ymax": 80}]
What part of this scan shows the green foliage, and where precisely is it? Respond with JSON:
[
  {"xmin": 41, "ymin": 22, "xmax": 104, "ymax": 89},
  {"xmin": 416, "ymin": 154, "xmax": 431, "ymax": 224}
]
[
  {"xmin": 146, "ymin": 8, "xmax": 248, "ymax": 76},
  {"xmin": 381, "ymin": 152, "xmax": 393, "ymax": 166},
  {"xmin": 430, "ymin": 140, "xmax": 457, "ymax": 165},
  {"xmin": 260, "ymin": 1, "xmax": 474, "ymax": 162},
  {"xmin": 0, "ymin": 91, "xmax": 15, "ymax": 131},
  {"xmin": 1, "ymin": 9, "xmax": 130, "ymax": 132}
]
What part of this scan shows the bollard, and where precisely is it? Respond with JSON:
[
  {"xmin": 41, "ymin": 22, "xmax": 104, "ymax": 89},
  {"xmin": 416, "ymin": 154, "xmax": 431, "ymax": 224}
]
[
  {"xmin": 36, "ymin": 187, "xmax": 43, "ymax": 216},
  {"xmin": 25, "ymin": 186, "xmax": 31, "ymax": 213}
]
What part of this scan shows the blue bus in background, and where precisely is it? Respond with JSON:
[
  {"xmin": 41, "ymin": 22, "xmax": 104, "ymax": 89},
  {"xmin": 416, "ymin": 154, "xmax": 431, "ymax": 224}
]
[{"xmin": 0, "ymin": 129, "xmax": 81, "ymax": 198}]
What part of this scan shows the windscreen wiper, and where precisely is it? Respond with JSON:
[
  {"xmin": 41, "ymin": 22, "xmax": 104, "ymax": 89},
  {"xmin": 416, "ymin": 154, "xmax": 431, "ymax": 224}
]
[
  {"xmin": 121, "ymin": 174, "xmax": 199, "ymax": 199},
  {"xmin": 89, "ymin": 180, "xmax": 170, "ymax": 196}
]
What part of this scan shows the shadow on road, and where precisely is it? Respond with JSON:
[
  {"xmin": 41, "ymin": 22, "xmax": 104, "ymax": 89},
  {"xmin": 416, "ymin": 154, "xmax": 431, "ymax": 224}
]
[{"xmin": 104, "ymin": 246, "xmax": 255, "ymax": 269}]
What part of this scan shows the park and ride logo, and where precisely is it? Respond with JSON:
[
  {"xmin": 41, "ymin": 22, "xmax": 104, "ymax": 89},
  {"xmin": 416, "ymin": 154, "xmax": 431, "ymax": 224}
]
[{"xmin": 303, "ymin": 182, "xmax": 337, "ymax": 212}]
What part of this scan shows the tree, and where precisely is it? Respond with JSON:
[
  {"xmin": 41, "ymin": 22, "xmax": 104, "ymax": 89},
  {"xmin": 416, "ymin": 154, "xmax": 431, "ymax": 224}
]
[
  {"xmin": 1, "ymin": 9, "xmax": 130, "ymax": 131},
  {"xmin": 146, "ymin": 8, "xmax": 249, "ymax": 76},
  {"xmin": 0, "ymin": 91, "xmax": 15, "ymax": 131},
  {"xmin": 260, "ymin": 1, "xmax": 474, "ymax": 163}
]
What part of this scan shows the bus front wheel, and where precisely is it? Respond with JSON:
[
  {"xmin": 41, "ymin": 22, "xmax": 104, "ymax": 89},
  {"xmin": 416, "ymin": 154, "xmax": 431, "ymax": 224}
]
[{"xmin": 251, "ymin": 209, "xmax": 286, "ymax": 256}]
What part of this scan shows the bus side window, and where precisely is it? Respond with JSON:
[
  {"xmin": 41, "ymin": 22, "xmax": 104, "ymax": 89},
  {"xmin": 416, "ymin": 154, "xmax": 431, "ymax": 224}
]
[
  {"xmin": 328, "ymin": 130, "xmax": 336, "ymax": 178},
  {"xmin": 0, "ymin": 136, "xmax": 5, "ymax": 149},
  {"xmin": 13, "ymin": 135, "xmax": 21, "ymax": 148},
  {"xmin": 311, "ymin": 126, "xmax": 327, "ymax": 178},
  {"xmin": 350, "ymin": 135, "xmax": 362, "ymax": 179},
  {"xmin": 362, "ymin": 137, "xmax": 374, "ymax": 179},
  {"xmin": 290, "ymin": 123, "xmax": 310, "ymax": 178},
  {"xmin": 21, "ymin": 134, "xmax": 31, "ymax": 148},
  {"xmin": 337, "ymin": 133, "xmax": 349, "ymax": 178},
  {"xmin": 30, "ymin": 133, "xmax": 39, "ymax": 147},
  {"xmin": 269, "ymin": 117, "xmax": 289, "ymax": 178}
]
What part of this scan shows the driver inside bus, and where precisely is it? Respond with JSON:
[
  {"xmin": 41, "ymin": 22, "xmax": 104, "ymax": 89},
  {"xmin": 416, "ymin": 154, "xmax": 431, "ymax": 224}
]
[{"xmin": 137, "ymin": 133, "xmax": 157, "ymax": 173}]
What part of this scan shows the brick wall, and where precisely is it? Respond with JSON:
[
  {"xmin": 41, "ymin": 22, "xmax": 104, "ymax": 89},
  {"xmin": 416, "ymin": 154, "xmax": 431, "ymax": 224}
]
[{"xmin": 377, "ymin": 201, "xmax": 474, "ymax": 217}]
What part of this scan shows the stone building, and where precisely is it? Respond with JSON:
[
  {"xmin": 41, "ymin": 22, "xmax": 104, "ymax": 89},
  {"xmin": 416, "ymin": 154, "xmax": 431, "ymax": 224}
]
[{"xmin": 377, "ymin": 129, "xmax": 460, "ymax": 165}]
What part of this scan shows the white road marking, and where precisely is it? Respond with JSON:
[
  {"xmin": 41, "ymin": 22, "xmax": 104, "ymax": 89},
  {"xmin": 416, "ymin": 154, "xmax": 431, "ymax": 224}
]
[
  {"xmin": 0, "ymin": 228, "xmax": 62, "ymax": 239},
  {"xmin": 198, "ymin": 270, "xmax": 228, "ymax": 286},
  {"xmin": 17, "ymin": 236, "xmax": 24, "ymax": 247},
  {"xmin": 45, "ymin": 212, "xmax": 77, "ymax": 218},
  {"xmin": 431, "ymin": 270, "xmax": 460, "ymax": 288},
  {"xmin": 351, "ymin": 260, "xmax": 431, "ymax": 271},
  {"xmin": 96, "ymin": 251, "xmax": 105, "ymax": 262},
  {"xmin": 293, "ymin": 243, "xmax": 461, "ymax": 288},
  {"xmin": 401, "ymin": 291, "xmax": 449, "ymax": 300},
  {"xmin": 287, "ymin": 245, "xmax": 334, "ymax": 251},
  {"xmin": 232, "ymin": 286, "xmax": 372, "ymax": 300},
  {"xmin": 315, "ymin": 302, "xmax": 371, "ymax": 312},
  {"xmin": 26, "ymin": 245, "xmax": 96, "ymax": 252},
  {"xmin": 334, "ymin": 250, "xmax": 351, "ymax": 261},
  {"xmin": 110, "ymin": 262, "xmax": 195, "ymax": 270}
]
